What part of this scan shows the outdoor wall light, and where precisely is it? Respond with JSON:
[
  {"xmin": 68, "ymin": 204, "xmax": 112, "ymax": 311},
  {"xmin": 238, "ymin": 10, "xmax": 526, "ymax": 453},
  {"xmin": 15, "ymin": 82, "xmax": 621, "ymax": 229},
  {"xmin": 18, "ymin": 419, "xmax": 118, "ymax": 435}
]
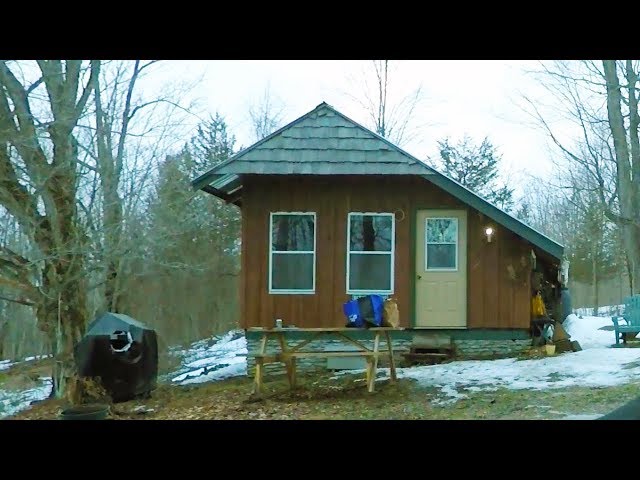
[{"xmin": 485, "ymin": 226, "xmax": 494, "ymax": 243}]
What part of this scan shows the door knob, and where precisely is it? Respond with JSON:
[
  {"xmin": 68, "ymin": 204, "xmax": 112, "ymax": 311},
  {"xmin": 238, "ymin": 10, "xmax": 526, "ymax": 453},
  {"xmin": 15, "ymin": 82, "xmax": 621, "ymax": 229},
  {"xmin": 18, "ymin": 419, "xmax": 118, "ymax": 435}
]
[{"xmin": 417, "ymin": 275, "xmax": 422, "ymax": 280}]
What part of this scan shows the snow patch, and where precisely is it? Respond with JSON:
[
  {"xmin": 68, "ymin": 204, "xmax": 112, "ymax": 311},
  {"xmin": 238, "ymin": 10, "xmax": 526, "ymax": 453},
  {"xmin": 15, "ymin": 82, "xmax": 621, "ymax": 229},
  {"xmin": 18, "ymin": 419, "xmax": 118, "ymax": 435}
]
[
  {"xmin": 573, "ymin": 305, "xmax": 622, "ymax": 317},
  {"xmin": 431, "ymin": 384, "xmax": 469, "ymax": 406},
  {"xmin": 168, "ymin": 329, "xmax": 247, "ymax": 385},
  {"xmin": 178, "ymin": 362, "xmax": 247, "ymax": 385},
  {"xmin": 398, "ymin": 347, "xmax": 640, "ymax": 396},
  {"xmin": 562, "ymin": 413, "xmax": 603, "ymax": 420},
  {"xmin": 0, "ymin": 378, "xmax": 52, "ymax": 418},
  {"xmin": 22, "ymin": 355, "xmax": 52, "ymax": 362},
  {"xmin": 331, "ymin": 311, "xmax": 640, "ymax": 407},
  {"xmin": 563, "ymin": 314, "xmax": 620, "ymax": 349}
]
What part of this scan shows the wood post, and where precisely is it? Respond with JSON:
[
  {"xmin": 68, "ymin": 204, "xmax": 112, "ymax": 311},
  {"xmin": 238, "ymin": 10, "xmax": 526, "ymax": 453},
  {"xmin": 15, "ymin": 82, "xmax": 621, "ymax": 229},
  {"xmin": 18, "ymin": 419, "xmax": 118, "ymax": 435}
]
[
  {"xmin": 252, "ymin": 333, "xmax": 269, "ymax": 395},
  {"xmin": 384, "ymin": 330, "xmax": 397, "ymax": 382},
  {"xmin": 277, "ymin": 332, "xmax": 295, "ymax": 390},
  {"xmin": 249, "ymin": 328, "xmax": 402, "ymax": 395},
  {"xmin": 368, "ymin": 333, "xmax": 381, "ymax": 392}
]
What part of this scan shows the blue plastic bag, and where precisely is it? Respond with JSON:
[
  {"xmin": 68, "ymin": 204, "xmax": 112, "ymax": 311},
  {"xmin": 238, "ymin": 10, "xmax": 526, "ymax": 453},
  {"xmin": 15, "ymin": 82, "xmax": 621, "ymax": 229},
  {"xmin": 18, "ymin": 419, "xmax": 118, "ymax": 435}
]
[
  {"xmin": 343, "ymin": 295, "xmax": 385, "ymax": 327},
  {"xmin": 343, "ymin": 299, "xmax": 365, "ymax": 327},
  {"xmin": 367, "ymin": 295, "xmax": 384, "ymax": 327}
]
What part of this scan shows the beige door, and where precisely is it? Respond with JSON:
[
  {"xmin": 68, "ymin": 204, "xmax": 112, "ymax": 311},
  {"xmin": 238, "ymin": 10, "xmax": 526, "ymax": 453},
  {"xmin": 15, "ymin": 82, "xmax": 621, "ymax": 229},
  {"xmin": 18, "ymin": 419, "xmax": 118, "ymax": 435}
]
[{"xmin": 415, "ymin": 210, "xmax": 467, "ymax": 328}]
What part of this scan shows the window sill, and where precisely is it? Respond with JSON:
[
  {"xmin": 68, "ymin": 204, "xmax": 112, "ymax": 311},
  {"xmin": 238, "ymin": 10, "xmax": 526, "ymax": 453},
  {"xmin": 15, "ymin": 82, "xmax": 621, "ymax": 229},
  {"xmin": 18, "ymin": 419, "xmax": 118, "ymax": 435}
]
[
  {"xmin": 269, "ymin": 290, "xmax": 316, "ymax": 295},
  {"xmin": 347, "ymin": 291, "xmax": 394, "ymax": 296}
]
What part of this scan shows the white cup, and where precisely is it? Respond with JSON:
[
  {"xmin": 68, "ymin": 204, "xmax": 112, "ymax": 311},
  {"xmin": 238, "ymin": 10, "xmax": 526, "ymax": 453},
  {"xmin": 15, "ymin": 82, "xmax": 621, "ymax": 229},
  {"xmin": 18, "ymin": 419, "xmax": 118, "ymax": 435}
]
[{"xmin": 275, "ymin": 319, "xmax": 283, "ymax": 328}]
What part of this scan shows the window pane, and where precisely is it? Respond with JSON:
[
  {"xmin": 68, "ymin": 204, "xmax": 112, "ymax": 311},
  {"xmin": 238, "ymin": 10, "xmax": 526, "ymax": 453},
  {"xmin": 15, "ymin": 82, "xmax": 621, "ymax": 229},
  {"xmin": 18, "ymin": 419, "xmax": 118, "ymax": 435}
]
[
  {"xmin": 271, "ymin": 214, "xmax": 314, "ymax": 251},
  {"xmin": 349, "ymin": 253, "xmax": 391, "ymax": 291},
  {"xmin": 272, "ymin": 253, "xmax": 314, "ymax": 290},
  {"xmin": 426, "ymin": 218, "xmax": 457, "ymax": 244},
  {"xmin": 349, "ymin": 215, "xmax": 393, "ymax": 252},
  {"xmin": 426, "ymin": 244, "xmax": 457, "ymax": 269}
]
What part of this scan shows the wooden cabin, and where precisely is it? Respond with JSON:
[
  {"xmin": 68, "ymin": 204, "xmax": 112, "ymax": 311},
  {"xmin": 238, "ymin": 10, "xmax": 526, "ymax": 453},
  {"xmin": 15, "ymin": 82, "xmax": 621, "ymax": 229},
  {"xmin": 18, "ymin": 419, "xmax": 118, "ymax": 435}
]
[{"xmin": 192, "ymin": 102, "xmax": 567, "ymax": 365}]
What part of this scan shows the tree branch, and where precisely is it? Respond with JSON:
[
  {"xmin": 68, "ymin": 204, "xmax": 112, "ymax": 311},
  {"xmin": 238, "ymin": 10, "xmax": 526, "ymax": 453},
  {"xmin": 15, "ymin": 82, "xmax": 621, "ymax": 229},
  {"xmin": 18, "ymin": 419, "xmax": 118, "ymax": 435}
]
[
  {"xmin": 26, "ymin": 77, "xmax": 44, "ymax": 96},
  {"xmin": 0, "ymin": 293, "xmax": 35, "ymax": 306},
  {"xmin": 73, "ymin": 60, "xmax": 100, "ymax": 123}
]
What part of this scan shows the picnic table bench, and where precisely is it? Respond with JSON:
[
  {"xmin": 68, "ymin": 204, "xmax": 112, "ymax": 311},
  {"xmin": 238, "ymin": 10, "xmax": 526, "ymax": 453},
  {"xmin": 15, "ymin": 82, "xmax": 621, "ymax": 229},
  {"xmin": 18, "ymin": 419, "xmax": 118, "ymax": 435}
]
[
  {"xmin": 612, "ymin": 295, "xmax": 640, "ymax": 347},
  {"xmin": 248, "ymin": 327, "xmax": 402, "ymax": 395}
]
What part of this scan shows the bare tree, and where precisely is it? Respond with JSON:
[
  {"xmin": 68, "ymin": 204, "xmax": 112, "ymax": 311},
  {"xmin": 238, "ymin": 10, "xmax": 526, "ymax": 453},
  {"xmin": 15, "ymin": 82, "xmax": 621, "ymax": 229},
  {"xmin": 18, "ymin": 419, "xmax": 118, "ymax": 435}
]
[
  {"xmin": 0, "ymin": 61, "xmax": 204, "ymax": 390},
  {"xmin": 248, "ymin": 85, "xmax": 285, "ymax": 142},
  {"xmin": 75, "ymin": 60, "xmax": 200, "ymax": 315},
  {"xmin": 346, "ymin": 60, "xmax": 424, "ymax": 147},
  {"xmin": 92, "ymin": 61, "xmax": 162, "ymax": 313},
  {"xmin": 0, "ymin": 60, "xmax": 99, "ymax": 396},
  {"xmin": 524, "ymin": 60, "xmax": 640, "ymax": 293}
]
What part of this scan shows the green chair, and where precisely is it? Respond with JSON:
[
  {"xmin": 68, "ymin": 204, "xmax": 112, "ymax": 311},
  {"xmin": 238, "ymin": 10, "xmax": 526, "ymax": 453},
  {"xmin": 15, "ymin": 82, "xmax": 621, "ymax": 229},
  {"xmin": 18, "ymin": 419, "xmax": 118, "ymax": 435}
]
[{"xmin": 611, "ymin": 295, "xmax": 640, "ymax": 347}]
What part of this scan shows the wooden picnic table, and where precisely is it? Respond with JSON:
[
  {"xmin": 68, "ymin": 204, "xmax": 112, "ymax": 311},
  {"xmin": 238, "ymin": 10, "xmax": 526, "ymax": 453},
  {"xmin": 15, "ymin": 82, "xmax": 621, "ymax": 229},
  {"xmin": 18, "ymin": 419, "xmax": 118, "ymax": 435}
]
[{"xmin": 247, "ymin": 327, "xmax": 403, "ymax": 395}]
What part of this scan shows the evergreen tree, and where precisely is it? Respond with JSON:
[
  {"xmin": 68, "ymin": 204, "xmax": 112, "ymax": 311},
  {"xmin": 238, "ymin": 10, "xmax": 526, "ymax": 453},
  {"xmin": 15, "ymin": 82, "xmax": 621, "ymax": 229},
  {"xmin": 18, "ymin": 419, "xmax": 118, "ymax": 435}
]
[
  {"xmin": 436, "ymin": 136, "xmax": 514, "ymax": 211},
  {"xmin": 190, "ymin": 113, "xmax": 236, "ymax": 172},
  {"xmin": 131, "ymin": 114, "xmax": 241, "ymax": 345}
]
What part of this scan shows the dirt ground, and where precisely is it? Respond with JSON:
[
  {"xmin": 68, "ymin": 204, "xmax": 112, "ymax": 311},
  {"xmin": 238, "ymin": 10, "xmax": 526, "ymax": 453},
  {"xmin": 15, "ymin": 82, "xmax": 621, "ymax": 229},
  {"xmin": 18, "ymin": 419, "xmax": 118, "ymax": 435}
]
[{"xmin": 6, "ymin": 368, "xmax": 640, "ymax": 420}]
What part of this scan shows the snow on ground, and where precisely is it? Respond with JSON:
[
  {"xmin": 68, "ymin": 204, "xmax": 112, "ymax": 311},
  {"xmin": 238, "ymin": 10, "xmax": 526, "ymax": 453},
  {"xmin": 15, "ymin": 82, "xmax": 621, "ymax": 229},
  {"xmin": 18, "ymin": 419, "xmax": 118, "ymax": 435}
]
[
  {"xmin": 392, "ymin": 313, "xmax": 640, "ymax": 411},
  {"xmin": 2, "ymin": 311, "xmax": 635, "ymax": 418},
  {"xmin": 174, "ymin": 360, "xmax": 246, "ymax": 385},
  {"xmin": 335, "ymin": 312, "xmax": 640, "ymax": 417},
  {"xmin": 166, "ymin": 313, "xmax": 639, "ymax": 417},
  {"xmin": 0, "ymin": 331, "xmax": 247, "ymax": 418},
  {"xmin": 0, "ymin": 377, "xmax": 52, "ymax": 419},
  {"xmin": 167, "ymin": 329, "xmax": 247, "ymax": 385},
  {"xmin": 573, "ymin": 304, "xmax": 623, "ymax": 317},
  {"xmin": 23, "ymin": 355, "xmax": 52, "ymax": 362},
  {"xmin": 562, "ymin": 414, "xmax": 602, "ymax": 420},
  {"xmin": 563, "ymin": 313, "xmax": 638, "ymax": 348},
  {"xmin": 0, "ymin": 354, "xmax": 51, "ymax": 373},
  {"xmin": 396, "ymin": 344, "xmax": 640, "ymax": 393},
  {"xmin": 0, "ymin": 355, "xmax": 55, "ymax": 418}
]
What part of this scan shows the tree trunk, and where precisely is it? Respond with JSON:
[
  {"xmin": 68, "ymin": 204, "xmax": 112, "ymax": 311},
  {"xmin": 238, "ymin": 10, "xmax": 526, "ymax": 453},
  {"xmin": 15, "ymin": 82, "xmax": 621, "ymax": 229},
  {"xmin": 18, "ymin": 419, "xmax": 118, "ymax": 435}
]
[
  {"xmin": 0, "ymin": 60, "xmax": 98, "ymax": 398},
  {"xmin": 603, "ymin": 60, "xmax": 640, "ymax": 295},
  {"xmin": 623, "ymin": 228, "xmax": 640, "ymax": 295},
  {"xmin": 592, "ymin": 247, "xmax": 599, "ymax": 316},
  {"xmin": 103, "ymin": 188, "xmax": 123, "ymax": 313},
  {"xmin": 0, "ymin": 318, "xmax": 8, "ymax": 358},
  {"xmin": 38, "ymin": 256, "xmax": 87, "ymax": 399}
]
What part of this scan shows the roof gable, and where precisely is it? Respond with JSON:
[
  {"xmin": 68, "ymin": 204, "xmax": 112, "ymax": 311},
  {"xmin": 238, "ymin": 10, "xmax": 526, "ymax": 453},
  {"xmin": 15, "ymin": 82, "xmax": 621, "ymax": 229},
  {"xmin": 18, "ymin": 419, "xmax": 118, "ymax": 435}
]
[{"xmin": 192, "ymin": 102, "xmax": 435, "ymax": 185}]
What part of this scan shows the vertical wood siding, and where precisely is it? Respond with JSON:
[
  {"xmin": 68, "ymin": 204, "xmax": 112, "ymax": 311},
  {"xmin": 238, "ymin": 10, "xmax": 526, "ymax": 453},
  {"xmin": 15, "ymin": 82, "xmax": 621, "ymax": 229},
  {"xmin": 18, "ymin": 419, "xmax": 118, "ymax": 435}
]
[{"xmin": 240, "ymin": 175, "xmax": 532, "ymax": 330}]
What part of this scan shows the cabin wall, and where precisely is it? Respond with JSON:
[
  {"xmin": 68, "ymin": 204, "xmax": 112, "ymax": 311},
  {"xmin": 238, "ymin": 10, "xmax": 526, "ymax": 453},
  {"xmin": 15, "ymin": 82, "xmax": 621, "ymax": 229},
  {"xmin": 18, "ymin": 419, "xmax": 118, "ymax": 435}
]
[{"xmin": 240, "ymin": 175, "xmax": 534, "ymax": 330}]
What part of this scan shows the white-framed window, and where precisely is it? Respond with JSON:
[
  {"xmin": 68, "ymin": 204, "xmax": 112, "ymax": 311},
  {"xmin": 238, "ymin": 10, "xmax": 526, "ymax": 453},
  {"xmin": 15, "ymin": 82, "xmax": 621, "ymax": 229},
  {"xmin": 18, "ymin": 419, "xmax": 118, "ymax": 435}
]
[
  {"xmin": 425, "ymin": 217, "xmax": 458, "ymax": 271},
  {"xmin": 346, "ymin": 212, "xmax": 395, "ymax": 294},
  {"xmin": 269, "ymin": 212, "xmax": 316, "ymax": 294}
]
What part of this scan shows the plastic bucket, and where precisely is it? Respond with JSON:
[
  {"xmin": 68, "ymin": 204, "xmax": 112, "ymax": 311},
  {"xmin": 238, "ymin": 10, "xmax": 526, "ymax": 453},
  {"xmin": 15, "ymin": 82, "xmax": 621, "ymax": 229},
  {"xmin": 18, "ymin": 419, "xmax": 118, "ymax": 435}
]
[{"xmin": 59, "ymin": 404, "xmax": 109, "ymax": 420}]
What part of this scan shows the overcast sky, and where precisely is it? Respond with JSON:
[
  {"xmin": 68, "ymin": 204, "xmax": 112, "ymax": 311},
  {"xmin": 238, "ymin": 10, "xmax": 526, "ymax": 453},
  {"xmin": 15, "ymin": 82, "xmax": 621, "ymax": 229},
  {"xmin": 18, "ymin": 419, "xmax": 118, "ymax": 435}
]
[{"xmin": 151, "ymin": 60, "xmax": 574, "ymax": 192}]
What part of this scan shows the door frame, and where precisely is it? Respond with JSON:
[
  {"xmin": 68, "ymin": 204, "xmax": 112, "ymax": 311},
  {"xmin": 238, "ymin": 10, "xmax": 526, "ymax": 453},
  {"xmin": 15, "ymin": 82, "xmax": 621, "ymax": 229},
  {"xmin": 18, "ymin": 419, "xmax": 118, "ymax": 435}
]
[{"xmin": 410, "ymin": 207, "xmax": 469, "ymax": 328}]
